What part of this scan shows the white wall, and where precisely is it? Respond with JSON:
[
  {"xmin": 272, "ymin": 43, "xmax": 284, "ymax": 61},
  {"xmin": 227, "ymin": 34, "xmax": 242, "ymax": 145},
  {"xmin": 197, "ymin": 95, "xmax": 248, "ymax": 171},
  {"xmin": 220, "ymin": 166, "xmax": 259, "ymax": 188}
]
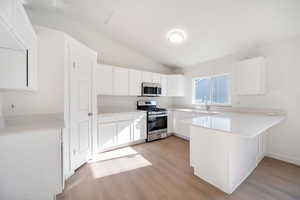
[
  {"xmin": 0, "ymin": 94, "xmax": 2, "ymax": 117},
  {"xmin": 98, "ymin": 95, "xmax": 173, "ymax": 112},
  {"xmin": 175, "ymin": 35, "xmax": 300, "ymax": 165},
  {"xmin": 1, "ymin": 27, "xmax": 65, "ymax": 116},
  {"xmin": 26, "ymin": 10, "xmax": 174, "ymax": 74}
]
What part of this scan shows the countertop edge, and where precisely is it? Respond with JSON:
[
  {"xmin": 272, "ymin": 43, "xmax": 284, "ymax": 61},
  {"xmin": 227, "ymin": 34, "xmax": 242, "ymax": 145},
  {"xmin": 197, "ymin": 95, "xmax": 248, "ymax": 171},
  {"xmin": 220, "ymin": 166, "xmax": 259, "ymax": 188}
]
[
  {"xmin": 190, "ymin": 115, "xmax": 285, "ymax": 138},
  {"xmin": 0, "ymin": 113, "xmax": 65, "ymax": 136}
]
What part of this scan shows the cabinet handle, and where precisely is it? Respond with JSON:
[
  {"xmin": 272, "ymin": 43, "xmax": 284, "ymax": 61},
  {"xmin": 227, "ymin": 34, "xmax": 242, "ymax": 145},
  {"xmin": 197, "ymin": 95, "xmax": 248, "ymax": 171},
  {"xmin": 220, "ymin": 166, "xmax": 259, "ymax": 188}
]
[{"xmin": 26, "ymin": 49, "xmax": 29, "ymax": 87}]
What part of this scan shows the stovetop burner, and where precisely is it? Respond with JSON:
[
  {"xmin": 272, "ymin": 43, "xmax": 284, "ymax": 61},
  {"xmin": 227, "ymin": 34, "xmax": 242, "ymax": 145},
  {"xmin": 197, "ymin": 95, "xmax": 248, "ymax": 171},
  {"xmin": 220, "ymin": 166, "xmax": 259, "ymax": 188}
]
[
  {"xmin": 149, "ymin": 108, "xmax": 167, "ymax": 112},
  {"xmin": 136, "ymin": 100, "xmax": 167, "ymax": 112}
]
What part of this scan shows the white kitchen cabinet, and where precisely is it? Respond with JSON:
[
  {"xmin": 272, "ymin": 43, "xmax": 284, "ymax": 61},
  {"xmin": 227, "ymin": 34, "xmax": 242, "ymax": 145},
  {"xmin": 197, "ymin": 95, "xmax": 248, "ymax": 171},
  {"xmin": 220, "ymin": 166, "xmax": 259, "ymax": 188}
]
[
  {"xmin": 133, "ymin": 113, "xmax": 147, "ymax": 140},
  {"xmin": 173, "ymin": 111, "xmax": 196, "ymax": 139},
  {"xmin": 0, "ymin": 0, "xmax": 15, "ymax": 29},
  {"xmin": 97, "ymin": 112, "xmax": 146, "ymax": 152},
  {"xmin": 129, "ymin": 69, "xmax": 142, "ymax": 96},
  {"xmin": 95, "ymin": 64, "xmax": 113, "ymax": 95},
  {"xmin": 152, "ymin": 73, "xmax": 161, "ymax": 83},
  {"xmin": 113, "ymin": 67, "xmax": 129, "ymax": 95},
  {"xmin": 257, "ymin": 132, "xmax": 267, "ymax": 164},
  {"xmin": 236, "ymin": 57, "xmax": 266, "ymax": 95},
  {"xmin": 0, "ymin": 0, "xmax": 38, "ymax": 91},
  {"xmin": 98, "ymin": 122, "xmax": 117, "ymax": 149},
  {"xmin": 167, "ymin": 74, "xmax": 185, "ymax": 97},
  {"xmin": 117, "ymin": 120, "xmax": 132, "ymax": 145},
  {"xmin": 142, "ymin": 71, "xmax": 153, "ymax": 83},
  {"xmin": 0, "ymin": 48, "xmax": 27, "ymax": 89},
  {"xmin": 160, "ymin": 74, "xmax": 168, "ymax": 96},
  {"xmin": 0, "ymin": 128, "xmax": 63, "ymax": 200},
  {"xmin": 167, "ymin": 111, "xmax": 173, "ymax": 133}
]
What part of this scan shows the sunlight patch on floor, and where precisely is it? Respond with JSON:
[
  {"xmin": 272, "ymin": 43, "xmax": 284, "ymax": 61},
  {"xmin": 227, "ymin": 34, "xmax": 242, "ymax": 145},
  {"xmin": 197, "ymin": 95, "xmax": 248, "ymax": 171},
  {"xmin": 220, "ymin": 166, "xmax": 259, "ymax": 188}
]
[{"xmin": 89, "ymin": 147, "xmax": 152, "ymax": 179}]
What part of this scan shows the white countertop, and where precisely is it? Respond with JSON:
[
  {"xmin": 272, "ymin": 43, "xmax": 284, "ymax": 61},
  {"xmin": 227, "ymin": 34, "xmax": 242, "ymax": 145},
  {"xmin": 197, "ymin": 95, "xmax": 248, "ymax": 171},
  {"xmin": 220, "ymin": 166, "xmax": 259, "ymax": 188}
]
[
  {"xmin": 167, "ymin": 107, "xmax": 220, "ymax": 114},
  {"xmin": 185, "ymin": 112, "xmax": 285, "ymax": 138},
  {"xmin": 0, "ymin": 113, "xmax": 65, "ymax": 136}
]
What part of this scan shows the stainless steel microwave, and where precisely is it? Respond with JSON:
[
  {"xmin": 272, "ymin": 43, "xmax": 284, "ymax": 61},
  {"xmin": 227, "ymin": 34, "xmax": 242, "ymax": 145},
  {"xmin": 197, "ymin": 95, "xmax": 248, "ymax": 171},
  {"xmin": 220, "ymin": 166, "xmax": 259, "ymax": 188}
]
[{"xmin": 142, "ymin": 82, "xmax": 162, "ymax": 97}]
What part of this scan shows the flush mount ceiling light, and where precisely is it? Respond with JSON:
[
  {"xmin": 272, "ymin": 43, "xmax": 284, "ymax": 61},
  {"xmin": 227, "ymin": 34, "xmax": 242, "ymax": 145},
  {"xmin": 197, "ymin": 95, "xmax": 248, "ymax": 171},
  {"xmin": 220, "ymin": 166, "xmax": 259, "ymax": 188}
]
[{"xmin": 167, "ymin": 29, "xmax": 186, "ymax": 44}]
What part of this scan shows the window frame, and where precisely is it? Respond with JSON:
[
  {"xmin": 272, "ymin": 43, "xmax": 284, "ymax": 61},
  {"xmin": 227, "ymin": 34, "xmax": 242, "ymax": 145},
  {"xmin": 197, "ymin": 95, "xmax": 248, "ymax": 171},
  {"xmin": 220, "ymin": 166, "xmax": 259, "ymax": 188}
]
[{"xmin": 192, "ymin": 73, "xmax": 232, "ymax": 106}]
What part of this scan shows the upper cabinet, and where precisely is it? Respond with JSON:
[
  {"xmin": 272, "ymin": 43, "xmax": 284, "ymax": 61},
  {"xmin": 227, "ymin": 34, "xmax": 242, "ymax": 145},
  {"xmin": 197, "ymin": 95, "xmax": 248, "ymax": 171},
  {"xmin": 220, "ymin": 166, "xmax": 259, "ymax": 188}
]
[
  {"xmin": 141, "ymin": 71, "xmax": 152, "ymax": 83},
  {"xmin": 0, "ymin": 0, "xmax": 38, "ymax": 91},
  {"xmin": 95, "ymin": 64, "xmax": 113, "ymax": 95},
  {"xmin": 152, "ymin": 73, "xmax": 161, "ymax": 83},
  {"xmin": 113, "ymin": 67, "xmax": 129, "ymax": 95},
  {"xmin": 160, "ymin": 74, "xmax": 168, "ymax": 96},
  {"xmin": 235, "ymin": 57, "xmax": 266, "ymax": 95},
  {"xmin": 95, "ymin": 64, "xmax": 185, "ymax": 97},
  {"xmin": 129, "ymin": 69, "xmax": 142, "ymax": 96},
  {"xmin": 167, "ymin": 74, "xmax": 185, "ymax": 97}
]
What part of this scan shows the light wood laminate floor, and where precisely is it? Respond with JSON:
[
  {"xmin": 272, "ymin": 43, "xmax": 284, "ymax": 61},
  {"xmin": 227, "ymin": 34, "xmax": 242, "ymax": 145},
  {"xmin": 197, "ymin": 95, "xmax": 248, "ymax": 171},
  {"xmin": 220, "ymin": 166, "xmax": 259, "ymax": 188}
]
[{"xmin": 58, "ymin": 136, "xmax": 300, "ymax": 200}]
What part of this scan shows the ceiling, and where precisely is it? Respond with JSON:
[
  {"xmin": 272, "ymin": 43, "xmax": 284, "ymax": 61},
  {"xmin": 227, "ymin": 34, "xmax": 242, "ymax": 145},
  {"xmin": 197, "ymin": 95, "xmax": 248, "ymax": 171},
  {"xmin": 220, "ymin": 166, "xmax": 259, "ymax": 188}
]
[{"xmin": 24, "ymin": 0, "xmax": 300, "ymax": 67}]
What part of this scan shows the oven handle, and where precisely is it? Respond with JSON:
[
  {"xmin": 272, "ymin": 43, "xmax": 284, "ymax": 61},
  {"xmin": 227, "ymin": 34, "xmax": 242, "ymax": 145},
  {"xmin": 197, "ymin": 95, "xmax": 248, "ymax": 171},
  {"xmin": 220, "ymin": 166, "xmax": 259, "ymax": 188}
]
[{"xmin": 148, "ymin": 114, "xmax": 168, "ymax": 118}]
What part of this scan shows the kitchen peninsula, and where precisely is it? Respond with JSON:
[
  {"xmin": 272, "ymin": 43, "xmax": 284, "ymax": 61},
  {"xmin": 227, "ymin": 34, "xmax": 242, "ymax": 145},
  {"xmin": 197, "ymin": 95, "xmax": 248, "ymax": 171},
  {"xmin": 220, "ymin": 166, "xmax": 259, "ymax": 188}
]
[{"xmin": 188, "ymin": 112, "xmax": 285, "ymax": 194}]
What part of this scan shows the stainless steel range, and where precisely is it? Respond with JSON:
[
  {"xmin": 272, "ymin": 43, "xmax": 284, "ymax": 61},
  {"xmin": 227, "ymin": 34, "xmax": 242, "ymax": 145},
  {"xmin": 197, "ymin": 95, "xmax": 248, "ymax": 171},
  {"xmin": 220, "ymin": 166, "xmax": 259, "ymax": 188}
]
[{"xmin": 137, "ymin": 100, "xmax": 168, "ymax": 142}]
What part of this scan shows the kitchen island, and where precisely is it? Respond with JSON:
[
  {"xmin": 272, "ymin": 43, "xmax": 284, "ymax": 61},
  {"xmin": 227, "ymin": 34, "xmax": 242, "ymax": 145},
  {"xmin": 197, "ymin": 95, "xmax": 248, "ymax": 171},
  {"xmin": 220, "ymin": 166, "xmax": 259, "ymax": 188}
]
[{"xmin": 187, "ymin": 112, "xmax": 285, "ymax": 194}]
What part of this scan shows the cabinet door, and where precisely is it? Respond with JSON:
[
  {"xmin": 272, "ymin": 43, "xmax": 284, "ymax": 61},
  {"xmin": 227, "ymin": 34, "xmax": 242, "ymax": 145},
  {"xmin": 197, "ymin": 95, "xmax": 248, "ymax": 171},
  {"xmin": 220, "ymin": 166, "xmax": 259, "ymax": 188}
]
[
  {"xmin": 117, "ymin": 120, "xmax": 132, "ymax": 145},
  {"xmin": 0, "ymin": 48, "xmax": 27, "ymax": 90},
  {"xmin": 236, "ymin": 57, "xmax": 265, "ymax": 95},
  {"xmin": 173, "ymin": 111, "xmax": 195, "ymax": 138},
  {"xmin": 256, "ymin": 132, "xmax": 267, "ymax": 163},
  {"xmin": 133, "ymin": 114, "xmax": 146, "ymax": 141},
  {"xmin": 142, "ymin": 71, "xmax": 153, "ymax": 83},
  {"xmin": 167, "ymin": 75, "xmax": 177, "ymax": 96},
  {"xmin": 27, "ymin": 39, "xmax": 38, "ymax": 90},
  {"xmin": 15, "ymin": 1, "xmax": 36, "ymax": 47},
  {"xmin": 167, "ymin": 75, "xmax": 184, "ymax": 97},
  {"xmin": 129, "ymin": 69, "xmax": 142, "ymax": 96},
  {"xmin": 98, "ymin": 122, "xmax": 117, "ymax": 149},
  {"xmin": 152, "ymin": 73, "xmax": 161, "ymax": 83},
  {"xmin": 167, "ymin": 111, "xmax": 173, "ymax": 133},
  {"xmin": 113, "ymin": 67, "xmax": 129, "ymax": 95},
  {"xmin": 161, "ymin": 74, "xmax": 168, "ymax": 96},
  {"xmin": 177, "ymin": 75, "xmax": 185, "ymax": 96},
  {"xmin": 95, "ymin": 64, "xmax": 113, "ymax": 95},
  {"xmin": 0, "ymin": 0, "xmax": 15, "ymax": 29}
]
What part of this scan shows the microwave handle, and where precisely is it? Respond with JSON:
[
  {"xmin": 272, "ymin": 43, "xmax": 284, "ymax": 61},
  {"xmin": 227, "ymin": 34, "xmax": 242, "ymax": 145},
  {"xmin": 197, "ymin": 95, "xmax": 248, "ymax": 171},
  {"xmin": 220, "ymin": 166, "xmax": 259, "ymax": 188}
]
[{"xmin": 26, "ymin": 49, "xmax": 29, "ymax": 87}]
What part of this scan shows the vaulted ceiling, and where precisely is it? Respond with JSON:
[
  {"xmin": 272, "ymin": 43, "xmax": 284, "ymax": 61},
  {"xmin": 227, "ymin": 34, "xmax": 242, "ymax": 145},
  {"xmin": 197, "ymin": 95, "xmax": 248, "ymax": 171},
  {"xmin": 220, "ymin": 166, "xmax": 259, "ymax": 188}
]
[{"xmin": 24, "ymin": 0, "xmax": 300, "ymax": 67}]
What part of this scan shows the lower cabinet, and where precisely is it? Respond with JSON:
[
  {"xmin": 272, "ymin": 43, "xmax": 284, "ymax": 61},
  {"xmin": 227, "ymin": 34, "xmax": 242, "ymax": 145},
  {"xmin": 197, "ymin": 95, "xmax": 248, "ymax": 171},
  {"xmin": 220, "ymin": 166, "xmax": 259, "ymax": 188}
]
[
  {"xmin": 117, "ymin": 120, "xmax": 132, "ymax": 145},
  {"xmin": 257, "ymin": 132, "xmax": 267, "ymax": 164},
  {"xmin": 173, "ymin": 111, "xmax": 197, "ymax": 139},
  {"xmin": 167, "ymin": 111, "xmax": 174, "ymax": 133},
  {"xmin": 133, "ymin": 114, "xmax": 147, "ymax": 140},
  {"xmin": 98, "ymin": 122, "xmax": 117, "ymax": 149},
  {"xmin": 97, "ymin": 112, "xmax": 146, "ymax": 151},
  {"xmin": 0, "ymin": 129, "xmax": 62, "ymax": 200}
]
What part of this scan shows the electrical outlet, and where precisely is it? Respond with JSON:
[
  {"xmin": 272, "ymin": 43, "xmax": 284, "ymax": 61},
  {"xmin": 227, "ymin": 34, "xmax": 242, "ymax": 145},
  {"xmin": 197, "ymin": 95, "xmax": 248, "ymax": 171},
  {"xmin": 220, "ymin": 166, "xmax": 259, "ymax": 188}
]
[{"xmin": 8, "ymin": 104, "xmax": 16, "ymax": 113}]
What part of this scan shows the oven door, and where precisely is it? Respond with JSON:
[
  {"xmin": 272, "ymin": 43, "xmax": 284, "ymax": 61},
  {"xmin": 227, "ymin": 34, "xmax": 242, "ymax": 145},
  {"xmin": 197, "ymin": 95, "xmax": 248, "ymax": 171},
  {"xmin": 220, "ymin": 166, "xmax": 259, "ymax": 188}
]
[{"xmin": 148, "ymin": 114, "xmax": 167, "ymax": 134}]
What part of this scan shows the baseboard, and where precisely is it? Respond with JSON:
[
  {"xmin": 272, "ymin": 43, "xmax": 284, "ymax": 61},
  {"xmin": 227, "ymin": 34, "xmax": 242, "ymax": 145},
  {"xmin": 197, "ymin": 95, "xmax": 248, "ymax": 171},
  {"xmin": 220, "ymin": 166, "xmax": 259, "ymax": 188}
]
[
  {"xmin": 64, "ymin": 170, "xmax": 75, "ymax": 180},
  {"xmin": 267, "ymin": 152, "xmax": 300, "ymax": 166},
  {"xmin": 172, "ymin": 133, "xmax": 190, "ymax": 141}
]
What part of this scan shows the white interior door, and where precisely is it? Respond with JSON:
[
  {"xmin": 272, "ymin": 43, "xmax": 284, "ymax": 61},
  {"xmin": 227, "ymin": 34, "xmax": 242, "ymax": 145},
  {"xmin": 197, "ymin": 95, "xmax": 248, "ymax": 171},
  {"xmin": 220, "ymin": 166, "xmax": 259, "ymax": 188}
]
[{"xmin": 69, "ymin": 40, "xmax": 93, "ymax": 170}]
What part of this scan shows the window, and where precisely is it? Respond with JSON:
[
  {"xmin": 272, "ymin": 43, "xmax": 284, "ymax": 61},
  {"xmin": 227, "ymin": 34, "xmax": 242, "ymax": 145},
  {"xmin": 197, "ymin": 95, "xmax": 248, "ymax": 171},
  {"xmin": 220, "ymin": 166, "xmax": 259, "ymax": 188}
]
[{"xmin": 192, "ymin": 74, "xmax": 230, "ymax": 105}]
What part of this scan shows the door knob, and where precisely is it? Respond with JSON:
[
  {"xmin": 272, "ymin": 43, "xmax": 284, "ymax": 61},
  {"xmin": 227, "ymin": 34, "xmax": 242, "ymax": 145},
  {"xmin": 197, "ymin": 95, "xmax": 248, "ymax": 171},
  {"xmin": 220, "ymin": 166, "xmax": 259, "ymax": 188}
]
[{"xmin": 88, "ymin": 112, "xmax": 93, "ymax": 117}]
